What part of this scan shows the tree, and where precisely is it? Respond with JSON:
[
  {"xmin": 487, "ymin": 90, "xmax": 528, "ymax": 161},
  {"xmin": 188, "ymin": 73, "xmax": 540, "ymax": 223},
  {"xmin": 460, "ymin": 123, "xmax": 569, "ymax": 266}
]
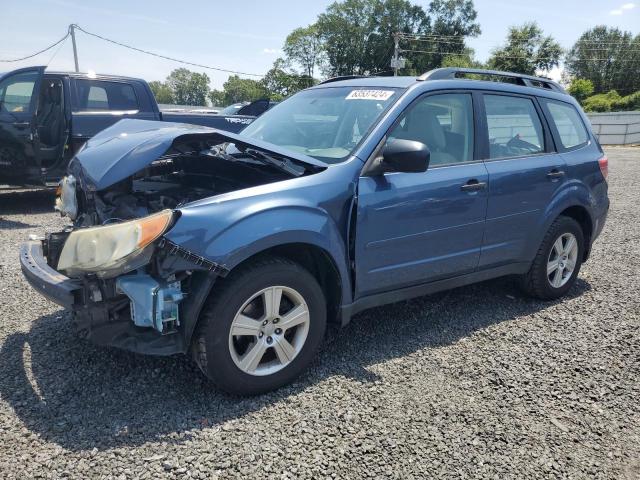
[
  {"xmin": 565, "ymin": 26, "xmax": 640, "ymax": 96},
  {"xmin": 260, "ymin": 58, "xmax": 311, "ymax": 101},
  {"xmin": 165, "ymin": 68, "xmax": 210, "ymax": 106},
  {"xmin": 208, "ymin": 89, "xmax": 226, "ymax": 107},
  {"xmin": 424, "ymin": 0, "xmax": 481, "ymax": 69},
  {"xmin": 284, "ymin": 25, "xmax": 324, "ymax": 79},
  {"xmin": 313, "ymin": 0, "xmax": 480, "ymax": 77},
  {"xmin": 213, "ymin": 75, "xmax": 268, "ymax": 104},
  {"xmin": 148, "ymin": 81, "xmax": 174, "ymax": 104},
  {"xmin": 440, "ymin": 48, "xmax": 482, "ymax": 69},
  {"xmin": 315, "ymin": 0, "xmax": 431, "ymax": 76},
  {"xmin": 567, "ymin": 78, "xmax": 594, "ymax": 104},
  {"xmin": 487, "ymin": 22, "xmax": 562, "ymax": 75}
]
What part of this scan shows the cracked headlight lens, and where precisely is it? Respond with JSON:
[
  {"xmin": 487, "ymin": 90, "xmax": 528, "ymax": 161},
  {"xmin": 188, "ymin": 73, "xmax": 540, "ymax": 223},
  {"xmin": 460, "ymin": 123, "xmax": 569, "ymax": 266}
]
[{"xmin": 57, "ymin": 209, "xmax": 173, "ymax": 278}]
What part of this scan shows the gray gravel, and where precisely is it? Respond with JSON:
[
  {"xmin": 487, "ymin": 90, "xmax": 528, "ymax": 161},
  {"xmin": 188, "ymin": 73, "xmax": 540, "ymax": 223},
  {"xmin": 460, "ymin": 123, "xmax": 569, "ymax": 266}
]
[{"xmin": 0, "ymin": 148, "xmax": 638, "ymax": 479}]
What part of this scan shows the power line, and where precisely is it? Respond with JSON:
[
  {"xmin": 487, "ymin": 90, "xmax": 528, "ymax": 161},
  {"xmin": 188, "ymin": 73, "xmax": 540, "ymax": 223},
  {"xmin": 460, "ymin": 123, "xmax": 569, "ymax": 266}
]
[
  {"xmin": 397, "ymin": 35, "xmax": 640, "ymax": 52},
  {"xmin": 0, "ymin": 32, "xmax": 69, "ymax": 62},
  {"xmin": 399, "ymin": 48, "xmax": 640, "ymax": 62},
  {"xmin": 73, "ymin": 24, "xmax": 264, "ymax": 77},
  {"xmin": 397, "ymin": 32, "xmax": 638, "ymax": 45}
]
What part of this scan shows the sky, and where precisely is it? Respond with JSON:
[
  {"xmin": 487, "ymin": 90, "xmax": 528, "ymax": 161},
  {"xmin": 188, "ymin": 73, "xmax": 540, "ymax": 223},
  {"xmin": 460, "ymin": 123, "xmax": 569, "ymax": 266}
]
[{"xmin": 1, "ymin": 0, "xmax": 639, "ymax": 89}]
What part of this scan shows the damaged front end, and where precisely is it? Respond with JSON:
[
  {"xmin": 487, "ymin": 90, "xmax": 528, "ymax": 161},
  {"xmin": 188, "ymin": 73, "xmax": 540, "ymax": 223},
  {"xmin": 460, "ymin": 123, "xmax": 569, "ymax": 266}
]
[
  {"xmin": 22, "ymin": 119, "xmax": 324, "ymax": 355},
  {"xmin": 34, "ymin": 208, "xmax": 228, "ymax": 355}
]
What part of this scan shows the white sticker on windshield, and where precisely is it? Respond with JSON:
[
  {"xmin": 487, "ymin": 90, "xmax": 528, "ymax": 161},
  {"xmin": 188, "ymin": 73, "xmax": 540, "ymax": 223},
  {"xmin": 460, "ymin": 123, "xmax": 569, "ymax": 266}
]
[{"xmin": 346, "ymin": 89, "xmax": 394, "ymax": 101}]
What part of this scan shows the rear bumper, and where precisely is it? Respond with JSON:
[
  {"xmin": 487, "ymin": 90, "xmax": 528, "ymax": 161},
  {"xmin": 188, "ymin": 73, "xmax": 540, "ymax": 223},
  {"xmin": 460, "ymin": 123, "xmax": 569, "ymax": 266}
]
[{"xmin": 19, "ymin": 241, "xmax": 81, "ymax": 308}]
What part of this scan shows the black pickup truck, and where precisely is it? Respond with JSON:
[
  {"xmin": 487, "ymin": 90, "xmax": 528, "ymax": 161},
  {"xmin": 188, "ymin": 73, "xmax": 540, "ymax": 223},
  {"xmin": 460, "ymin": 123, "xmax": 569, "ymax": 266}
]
[{"xmin": 0, "ymin": 66, "xmax": 270, "ymax": 186}]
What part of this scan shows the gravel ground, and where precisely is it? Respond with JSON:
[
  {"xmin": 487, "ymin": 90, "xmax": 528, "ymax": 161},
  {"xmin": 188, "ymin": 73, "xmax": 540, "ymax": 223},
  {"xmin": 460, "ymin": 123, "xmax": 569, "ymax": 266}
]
[{"xmin": 0, "ymin": 148, "xmax": 638, "ymax": 479}]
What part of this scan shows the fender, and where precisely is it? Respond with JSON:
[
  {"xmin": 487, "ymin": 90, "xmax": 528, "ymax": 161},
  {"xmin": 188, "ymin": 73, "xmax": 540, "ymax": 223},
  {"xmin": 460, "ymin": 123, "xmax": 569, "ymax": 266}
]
[
  {"xmin": 524, "ymin": 179, "xmax": 596, "ymax": 261},
  {"xmin": 165, "ymin": 200, "xmax": 353, "ymax": 307}
]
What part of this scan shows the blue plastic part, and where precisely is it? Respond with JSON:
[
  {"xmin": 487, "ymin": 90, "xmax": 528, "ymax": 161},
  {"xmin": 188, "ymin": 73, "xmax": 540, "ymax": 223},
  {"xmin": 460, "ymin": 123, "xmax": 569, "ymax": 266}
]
[{"xmin": 116, "ymin": 273, "xmax": 183, "ymax": 334}]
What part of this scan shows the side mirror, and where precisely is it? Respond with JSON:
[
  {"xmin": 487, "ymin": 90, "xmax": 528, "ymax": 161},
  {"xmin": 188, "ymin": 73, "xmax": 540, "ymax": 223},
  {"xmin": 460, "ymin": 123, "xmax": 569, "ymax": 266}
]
[{"xmin": 365, "ymin": 138, "xmax": 430, "ymax": 175}]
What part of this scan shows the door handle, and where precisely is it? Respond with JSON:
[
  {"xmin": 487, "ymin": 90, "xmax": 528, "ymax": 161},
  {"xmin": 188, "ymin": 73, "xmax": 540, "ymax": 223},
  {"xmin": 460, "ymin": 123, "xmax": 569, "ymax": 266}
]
[
  {"xmin": 461, "ymin": 179, "xmax": 487, "ymax": 192},
  {"xmin": 546, "ymin": 169, "xmax": 565, "ymax": 180},
  {"xmin": 12, "ymin": 121, "xmax": 30, "ymax": 129}
]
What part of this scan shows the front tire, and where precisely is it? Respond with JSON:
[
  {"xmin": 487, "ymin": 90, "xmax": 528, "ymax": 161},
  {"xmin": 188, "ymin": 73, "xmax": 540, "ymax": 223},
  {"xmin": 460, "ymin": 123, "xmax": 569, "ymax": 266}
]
[
  {"xmin": 192, "ymin": 256, "xmax": 327, "ymax": 395},
  {"xmin": 520, "ymin": 216, "xmax": 585, "ymax": 300}
]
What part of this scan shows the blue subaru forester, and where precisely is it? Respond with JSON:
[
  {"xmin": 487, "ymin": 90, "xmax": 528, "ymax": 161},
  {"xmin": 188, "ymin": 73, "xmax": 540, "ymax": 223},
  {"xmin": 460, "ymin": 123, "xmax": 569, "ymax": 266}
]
[{"xmin": 21, "ymin": 68, "xmax": 609, "ymax": 394}]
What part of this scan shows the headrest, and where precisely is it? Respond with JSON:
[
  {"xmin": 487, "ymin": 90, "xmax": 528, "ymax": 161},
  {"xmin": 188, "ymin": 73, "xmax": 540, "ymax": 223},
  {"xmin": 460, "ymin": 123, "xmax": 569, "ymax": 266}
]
[{"xmin": 407, "ymin": 104, "xmax": 445, "ymax": 150}]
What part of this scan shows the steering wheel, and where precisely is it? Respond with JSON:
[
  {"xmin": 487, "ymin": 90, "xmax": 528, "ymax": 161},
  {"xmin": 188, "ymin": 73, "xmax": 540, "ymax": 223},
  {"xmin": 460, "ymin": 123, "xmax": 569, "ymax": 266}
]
[{"xmin": 507, "ymin": 134, "xmax": 539, "ymax": 152}]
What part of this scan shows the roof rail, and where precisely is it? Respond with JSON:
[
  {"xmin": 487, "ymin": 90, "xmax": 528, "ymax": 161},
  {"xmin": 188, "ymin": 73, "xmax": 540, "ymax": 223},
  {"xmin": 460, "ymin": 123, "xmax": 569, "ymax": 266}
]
[
  {"xmin": 318, "ymin": 75, "xmax": 367, "ymax": 85},
  {"xmin": 417, "ymin": 68, "xmax": 566, "ymax": 94}
]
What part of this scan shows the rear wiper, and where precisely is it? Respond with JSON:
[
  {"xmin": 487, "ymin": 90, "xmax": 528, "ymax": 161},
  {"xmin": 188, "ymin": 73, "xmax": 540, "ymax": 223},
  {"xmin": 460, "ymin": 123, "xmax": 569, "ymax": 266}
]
[{"xmin": 243, "ymin": 148, "xmax": 304, "ymax": 177}]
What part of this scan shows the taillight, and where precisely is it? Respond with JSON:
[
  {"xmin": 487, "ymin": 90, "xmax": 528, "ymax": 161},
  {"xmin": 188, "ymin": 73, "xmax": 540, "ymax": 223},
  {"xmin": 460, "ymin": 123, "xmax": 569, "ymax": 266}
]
[{"xmin": 598, "ymin": 156, "xmax": 608, "ymax": 181}]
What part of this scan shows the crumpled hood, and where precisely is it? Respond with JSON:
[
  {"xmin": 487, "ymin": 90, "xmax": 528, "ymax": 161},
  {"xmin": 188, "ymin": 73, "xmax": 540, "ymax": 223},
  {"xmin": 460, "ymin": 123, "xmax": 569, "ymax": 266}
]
[{"xmin": 70, "ymin": 119, "xmax": 326, "ymax": 190}]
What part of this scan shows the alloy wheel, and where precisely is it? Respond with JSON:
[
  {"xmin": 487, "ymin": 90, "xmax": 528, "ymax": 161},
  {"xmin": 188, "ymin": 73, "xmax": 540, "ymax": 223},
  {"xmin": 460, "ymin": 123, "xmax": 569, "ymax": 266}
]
[
  {"xmin": 228, "ymin": 286, "xmax": 310, "ymax": 376},
  {"xmin": 547, "ymin": 232, "xmax": 579, "ymax": 288}
]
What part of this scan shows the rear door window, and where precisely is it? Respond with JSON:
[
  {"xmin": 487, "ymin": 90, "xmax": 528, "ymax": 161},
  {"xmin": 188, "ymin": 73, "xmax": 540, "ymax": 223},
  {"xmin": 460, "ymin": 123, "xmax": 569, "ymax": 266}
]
[
  {"xmin": 542, "ymin": 99, "xmax": 589, "ymax": 150},
  {"xmin": 75, "ymin": 80, "xmax": 139, "ymax": 111},
  {"xmin": 483, "ymin": 94, "xmax": 545, "ymax": 159}
]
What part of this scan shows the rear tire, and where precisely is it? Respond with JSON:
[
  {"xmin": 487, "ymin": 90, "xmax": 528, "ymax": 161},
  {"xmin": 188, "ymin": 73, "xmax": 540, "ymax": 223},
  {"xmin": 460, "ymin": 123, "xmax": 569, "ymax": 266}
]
[
  {"xmin": 192, "ymin": 256, "xmax": 326, "ymax": 395},
  {"xmin": 520, "ymin": 216, "xmax": 584, "ymax": 300}
]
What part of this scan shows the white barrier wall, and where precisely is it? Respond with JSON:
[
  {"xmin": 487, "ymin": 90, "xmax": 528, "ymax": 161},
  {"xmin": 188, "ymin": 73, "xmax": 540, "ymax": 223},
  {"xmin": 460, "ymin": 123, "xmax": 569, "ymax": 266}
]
[{"xmin": 587, "ymin": 111, "xmax": 640, "ymax": 145}]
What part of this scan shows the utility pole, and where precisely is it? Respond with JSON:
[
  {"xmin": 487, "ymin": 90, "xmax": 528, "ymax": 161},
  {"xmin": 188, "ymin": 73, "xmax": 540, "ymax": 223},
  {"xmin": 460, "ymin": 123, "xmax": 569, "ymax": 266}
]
[
  {"xmin": 390, "ymin": 33, "xmax": 405, "ymax": 76},
  {"xmin": 69, "ymin": 24, "xmax": 79, "ymax": 73},
  {"xmin": 392, "ymin": 33, "xmax": 400, "ymax": 76}
]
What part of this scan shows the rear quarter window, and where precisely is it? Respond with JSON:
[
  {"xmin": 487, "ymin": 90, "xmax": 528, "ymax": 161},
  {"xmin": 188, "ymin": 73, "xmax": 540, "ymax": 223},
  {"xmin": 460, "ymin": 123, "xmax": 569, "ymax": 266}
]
[
  {"xmin": 75, "ymin": 79, "xmax": 139, "ymax": 111},
  {"xmin": 542, "ymin": 99, "xmax": 589, "ymax": 150}
]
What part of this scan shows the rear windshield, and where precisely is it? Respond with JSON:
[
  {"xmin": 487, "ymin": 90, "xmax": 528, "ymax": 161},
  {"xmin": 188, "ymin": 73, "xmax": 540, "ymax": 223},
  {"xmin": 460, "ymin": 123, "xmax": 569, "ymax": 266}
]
[
  {"xmin": 241, "ymin": 86, "xmax": 400, "ymax": 163},
  {"xmin": 75, "ymin": 79, "xmax": 139, "ymax": 111}
]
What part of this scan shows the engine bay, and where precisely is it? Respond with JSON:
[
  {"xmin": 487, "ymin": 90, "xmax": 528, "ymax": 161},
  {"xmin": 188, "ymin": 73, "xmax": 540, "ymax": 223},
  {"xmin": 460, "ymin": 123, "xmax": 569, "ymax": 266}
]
[{"xmin": 73, "ymin": 148, "xmax": 298, "ymax": 226}]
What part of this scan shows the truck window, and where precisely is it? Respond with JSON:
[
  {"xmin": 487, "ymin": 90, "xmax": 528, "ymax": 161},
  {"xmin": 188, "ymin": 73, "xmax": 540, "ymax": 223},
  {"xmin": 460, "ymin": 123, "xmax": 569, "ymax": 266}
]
[
  {"xmin": 483, "ymin": 94, "xmax": 544, "ymax": 159},
  {"xmin": 542, "ymin": 99, "xmax": 589, "ymax": 150},
  {"xmin": 0, "ymin": 71, "xmax": 39, "ymax": 114},
  {"xmin": 75, "ymin": 80, "xmax": 139, "ymax": 111}
]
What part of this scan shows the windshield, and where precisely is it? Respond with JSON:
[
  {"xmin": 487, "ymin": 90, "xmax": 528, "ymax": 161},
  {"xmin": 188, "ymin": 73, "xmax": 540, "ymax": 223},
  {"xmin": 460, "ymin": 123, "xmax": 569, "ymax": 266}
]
[
  {"xmin": 219, "ymin": 104, "xmax": 245, "ymax": 115},
  {"xmin": 241, "ymin": 86, "xmax": 400, "ymax": 163}
]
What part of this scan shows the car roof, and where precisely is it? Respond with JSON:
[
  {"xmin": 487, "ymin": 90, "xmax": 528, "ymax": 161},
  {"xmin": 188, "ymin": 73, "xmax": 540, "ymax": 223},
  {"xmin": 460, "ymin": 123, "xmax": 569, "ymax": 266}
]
[
  {"xmin": 310, "ymin": 76, "xmax": 417, "ymax": 89},
  {"xmin": 45, "ymin": 71, "xmax": 145, "ymax": 82},
  {"xmin": 309, "ymin": 75, "xmax": 573, "ymax": 103}
]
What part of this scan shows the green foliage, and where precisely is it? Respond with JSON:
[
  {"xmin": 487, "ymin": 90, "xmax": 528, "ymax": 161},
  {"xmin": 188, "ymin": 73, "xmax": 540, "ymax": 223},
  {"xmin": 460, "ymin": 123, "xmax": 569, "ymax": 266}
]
[
  {"xmin": 210, "ymin": 75, "xmax": 268, "ymax": 105},
  {"xmin": 440, "ymin": 49, "xmax": 483, "ymax": 69},
  {"xmin": 567, "ymin": 78, "xmax": 594, "ymax": 104},
  {"xmin": 165, "ymin": 68, "xmax": 210, "ymax": 106},
  {"xmin": 314, "ymin": 0, "xmax": 479, "ymax": 76},
  {"xmin": 619, "ymin": 91, "xmax": 640, "ymax": 111},
  {"xmin": 208, "ymin": 89, "xmax": 226, "ymax": 107},
  {"xmin": 487, "ymin": 22, "xmax": 562, "ymax": 75},
  {"xmin": 582, "ymin": 91, "xmax": 621, "ymax": 113},
  {"xmin": 425, "ymin": 0, "xmax": 481, "ymax": 69},
  {"xmin": 148, "ymin": 80, "xmax": 174, "ymax": 104},
  {"xmin": 284, "ymin": 25, "xmax": 324, "ymax": 78},
  {"xmin": 565, "ymin": 26, "xmax": 640, "ymax": 96},
  {"xmin": 582, "ymin": 90, "xmax": 640, "ymax": 113},
  {"xmin": 259, "ymin": 58, "xmax": 313, "ymax": 101}
]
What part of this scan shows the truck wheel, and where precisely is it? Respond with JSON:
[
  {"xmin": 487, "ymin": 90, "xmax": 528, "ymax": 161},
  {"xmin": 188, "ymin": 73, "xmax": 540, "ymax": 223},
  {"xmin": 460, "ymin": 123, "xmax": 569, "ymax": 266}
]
[
  {"xmin": 520, "ymin": 216, "xmax": 584, "ymax": 300},
  {"xmin": 192, "ymin": 256, "xmax": 326, "ymax": 395}
]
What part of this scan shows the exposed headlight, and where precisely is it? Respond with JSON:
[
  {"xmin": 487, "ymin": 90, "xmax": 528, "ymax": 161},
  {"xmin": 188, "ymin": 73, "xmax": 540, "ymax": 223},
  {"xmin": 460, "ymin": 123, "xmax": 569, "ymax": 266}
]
[
  {"xmin": 57, "ymin": 209, "xmax": 174, "ymax": 278},
  {"xmin": 55, "ymin": 175, "xmax": 78, "ymax": 220}
]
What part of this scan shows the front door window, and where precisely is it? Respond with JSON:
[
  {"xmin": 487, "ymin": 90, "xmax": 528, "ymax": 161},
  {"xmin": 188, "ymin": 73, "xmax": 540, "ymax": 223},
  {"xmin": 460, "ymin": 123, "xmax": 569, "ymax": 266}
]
[{"xmin": 0, "ymin": 71, "xmax": 39, "ymax": 114}]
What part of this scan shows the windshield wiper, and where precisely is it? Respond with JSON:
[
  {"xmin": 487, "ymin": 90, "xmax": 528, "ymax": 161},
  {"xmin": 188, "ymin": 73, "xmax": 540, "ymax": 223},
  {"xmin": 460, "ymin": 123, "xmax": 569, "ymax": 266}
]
[{"xmin": 243, "ymin": 148, "xmax": 304, "ymax": 177}]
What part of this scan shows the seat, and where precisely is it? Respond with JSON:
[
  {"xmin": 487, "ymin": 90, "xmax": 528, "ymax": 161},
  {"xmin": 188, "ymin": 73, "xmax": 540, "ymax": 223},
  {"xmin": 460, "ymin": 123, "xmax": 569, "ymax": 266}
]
[
  {"xmin": 400, "ymin": 104, "xmax": 456, "ymax": 165},
  {"xmin": 37, "ymin": 82, "xmax": 63, "ymax": 148}
]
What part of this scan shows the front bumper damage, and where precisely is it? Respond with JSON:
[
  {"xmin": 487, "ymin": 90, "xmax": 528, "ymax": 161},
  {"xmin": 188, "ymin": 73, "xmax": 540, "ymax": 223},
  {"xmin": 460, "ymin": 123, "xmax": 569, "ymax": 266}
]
[{"xmin": 20, "ymin": 236, "xmax": 228, "ymax": 356}]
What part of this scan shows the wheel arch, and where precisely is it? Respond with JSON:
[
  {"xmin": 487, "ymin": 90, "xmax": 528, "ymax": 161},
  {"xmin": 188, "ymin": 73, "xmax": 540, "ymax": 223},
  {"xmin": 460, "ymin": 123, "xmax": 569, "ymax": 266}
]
[
  {"xmin": 558, "ymin": 205, "xmax": 593, "ymax": 261},
  {"xmin": 531, "ymin": 182, "xmax": 596, "ymax": 263},
  {"xmin": 230, "ymin": 243, "xmax": 344, "ymax": 325}
]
